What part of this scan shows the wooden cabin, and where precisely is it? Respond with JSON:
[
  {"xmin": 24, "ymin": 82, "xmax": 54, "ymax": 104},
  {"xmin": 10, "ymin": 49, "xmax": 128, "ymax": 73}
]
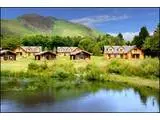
[
  {"xmin": 104, "ymin": 45, "xmax": 144, "ymax": 59},
  {"xmin": 14, "ymin": 46, "xmax": 42, "ymax": 57},
  {"xmin": 57, "ymin": 47, "xmax": 81, "ymax": 56},
  {"xmin": 35, "ymin": 51, "xmax": 56, "ymax": 60},
  {"xmin": 70, "ymin": 50, "xmax": 91, "ymax": 60},
  {"xmin": 0, "ymin": 50, "xmax": 16, "ymax": 60}
]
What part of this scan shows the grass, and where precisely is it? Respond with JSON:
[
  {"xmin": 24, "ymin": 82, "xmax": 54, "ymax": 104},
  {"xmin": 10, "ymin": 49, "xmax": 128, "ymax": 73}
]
[
  {"xmin": 107, "ymin": 74, "xmax": 159, "ymax": 90},
  {"xmin": 1, "ymin": 56, "xmax": 159, "ymax": 91},
  {"xmin": 52, "ymin": 20, "xmax": 99, "ymax": 37},
  {"xmin": 1, "ymin": 18, "xmax": 100, "ymax": 37},
  {"xmin": 1, "ymin": 20, "xmax": 36, "ymax": 35}
]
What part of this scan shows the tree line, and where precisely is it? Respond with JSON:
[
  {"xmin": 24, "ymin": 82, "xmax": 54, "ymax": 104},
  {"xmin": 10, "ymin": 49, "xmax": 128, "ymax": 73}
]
[
  {"xmin": 1, "ymin": 24, "xmax": 159, "ymax": 56},
  {"xmin": 1, "ymin": 33, "xmax": 125, "ymax": 55},
  {"xmin": 131, "ymin": 24, "xmax": 160, "ymax": 57}
]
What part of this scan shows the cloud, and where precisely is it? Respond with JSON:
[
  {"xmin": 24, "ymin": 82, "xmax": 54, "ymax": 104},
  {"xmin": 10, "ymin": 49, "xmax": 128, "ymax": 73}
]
[
  {"xmin": 70, "ymin": 14, "xmax": 130, "ymax": 28},
  {"xmin": 109, "ymin": 32, "xmax": 139, "ymax": 41},
  {"xmin": 108, "ymin": 31, "xmax": 153, "ymax": 41}
]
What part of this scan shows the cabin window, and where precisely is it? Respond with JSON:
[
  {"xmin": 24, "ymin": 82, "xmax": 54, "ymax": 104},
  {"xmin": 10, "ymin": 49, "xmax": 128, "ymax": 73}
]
[
  {"xmin": 17, "ymin": 52, "xmax": 22, "ymax": 56},
  {"xmin": 133, "ymin": 49, "xmax": 137, "ymax": 52},
  {"xmin": 108, "ymin": 48, "xmax": 113, "ymax": 51},
  {"xmin": 119, "ymin": 48, "xmax": 123, "ymax": 52}
]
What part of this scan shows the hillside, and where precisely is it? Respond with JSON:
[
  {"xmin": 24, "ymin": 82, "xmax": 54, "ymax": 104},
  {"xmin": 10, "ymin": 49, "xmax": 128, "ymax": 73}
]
[{"xmin": 1, "ymin": 14, "xmax": 101, "ymax": 37}]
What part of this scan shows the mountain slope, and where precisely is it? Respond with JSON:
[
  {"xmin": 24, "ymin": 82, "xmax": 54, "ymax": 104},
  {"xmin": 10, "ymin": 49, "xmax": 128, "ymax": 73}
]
[{"xmin": 1, "ymin": 14, "xmax": 101, "ymax": 37}]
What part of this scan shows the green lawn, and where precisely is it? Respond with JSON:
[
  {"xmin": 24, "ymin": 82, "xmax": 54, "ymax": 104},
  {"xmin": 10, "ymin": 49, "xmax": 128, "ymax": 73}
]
[
  {"xmin": 0, "ymin": 55, "xmax": 145, "ymax": 71},
  {"xmin": 1, "ymin": 56, "xmax": 104, "ymax": 72}
]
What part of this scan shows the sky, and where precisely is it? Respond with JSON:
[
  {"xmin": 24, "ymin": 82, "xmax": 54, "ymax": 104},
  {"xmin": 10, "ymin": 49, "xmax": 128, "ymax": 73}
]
[{"xmin": 1, "ymin": 8, "xmax": 159, "ymax": 40}]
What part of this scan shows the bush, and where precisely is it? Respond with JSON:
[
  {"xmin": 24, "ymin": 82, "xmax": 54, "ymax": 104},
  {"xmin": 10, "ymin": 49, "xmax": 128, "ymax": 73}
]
[
  {"xmin": 57, "ymin": 62, "xmax": 76, "ymax": 73},
  {"xmin": 140, "ymin": 57, "xmax": 159, "ymax": 78},
  {"xmin": 77, "ymin": 66, "xmax": 86, "ymax": 73},
  {"xmin": 28, "ymin": 62, "xmax": 39, "ymax": 70},
  {"xmin": 106, "ymin": 58, "xmax": 159, "ymax": 78},
  {"xmin": 7, "ymin": 78, "xmax": 20, "ymax": 88},
  {"xmin": 85, "ymin": 64, "xmax": 105, "ymax": 82},
  {"xmin": 1, "ymin": 70, "xmax": 12, "ymax": 77},
  {"xmin": 39, "ymin": 62, "xmax": 48, "ymax": 70},
  {"xmin": 28, "ymin": 62, "xmax": 48, "ymax": 73},
  {"xmin": 107, "ymin": 59, "xmax": 126, "ymax": 74},
  {"xmin": 51, "ymin": 68, "xmax": 71, "ymax": 81},
  {"xmin": 123, "ymin": 63, "xmax": 140, "ymax": 76},
  {"xmin": 26, "ymin": 86, "xmax": 38, "ymax": 91}
]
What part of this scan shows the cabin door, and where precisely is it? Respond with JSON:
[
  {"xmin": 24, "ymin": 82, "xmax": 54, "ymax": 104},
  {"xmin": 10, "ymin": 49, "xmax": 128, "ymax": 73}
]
[
  {"xmin": 132, "ymin": 54, "xmax": 140, "ymax": 59},
  {"xmin": 37, "ymin": 56, "xmax": 40, "ymax": 60},
  {"xmin": 46, "ymin": 55, "xmax": 50, "ymax": 60},
  {"xmin": 120, "ymin": 54, "xmax": 123, "ymax": 58},
  {"xmin": 79, "ymin": 52, "xmax": 84, "ymax": 59}
]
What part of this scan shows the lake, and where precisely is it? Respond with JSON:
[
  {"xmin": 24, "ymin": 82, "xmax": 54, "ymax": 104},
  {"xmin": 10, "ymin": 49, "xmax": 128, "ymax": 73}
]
[{"xmin": 1, "ymin": 82, "xmax": 159, "ymax": 112}]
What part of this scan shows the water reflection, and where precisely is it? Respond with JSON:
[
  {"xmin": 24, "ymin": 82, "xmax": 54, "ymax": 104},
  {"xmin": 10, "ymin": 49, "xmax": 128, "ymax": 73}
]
[{"xmin": 1, "ymin": 82, "xmax": 159, "ymax": 112}]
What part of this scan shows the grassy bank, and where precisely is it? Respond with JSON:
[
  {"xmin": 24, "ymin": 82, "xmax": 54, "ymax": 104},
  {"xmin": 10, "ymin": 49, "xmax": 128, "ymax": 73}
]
[
  {"xmin": 107, "ymin": 74, "xmax": 159, "ymax": 90},
  {"xmin": 1, "ymin": 56, "xmax": 159, "ymax": 91}
]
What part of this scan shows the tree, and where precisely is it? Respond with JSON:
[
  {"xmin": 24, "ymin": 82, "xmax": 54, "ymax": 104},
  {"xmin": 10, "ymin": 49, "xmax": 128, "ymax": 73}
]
[
  {"xmin": 44, "ymin": 47, "xmax": 48, "ymax": 51},
  {"xmin": 92, "ymin": 44, "xmax": 101, "ymax": 56},
  {"xmin": 1, "ymin": 35, "xmax": 21, "ymax": 50},
  {"xmin": 143, "ymin": 24, "xmax": 160, "ymax": 51},
  {"xmin": 115, "ymin": 33, "xmax": 125, "ymax": 45},
  {"xmin": 131, "ymin": 26, "xmax": 149, "ymax": 48},
  {"xmin": 132, "ymin": 35, "xmax": 140, "ymax": 46},
  {"xmin": 117, "ymin": 33, "xmax": 123, "ymax": 40},
  {"xmin": 138, "ymin": 26, "xmax": 149, "ymax": 48},
  {"xmin": 139, "ymin": 26, "xmax": 149, "ymax": 40},
  {"xmin": 72, "ymin": 36, "xmax": 82, "ymax": 46},
  {"xmin": 125, "ymin": 41, "xmax": 131, "ymax": 45},
  {"xmin": 78, "ymin": 37, "xmax": 95, "ymax": 53},
  {"xmin": 22, "ymin": 35, "xmax": 50, "ymax": 50}
]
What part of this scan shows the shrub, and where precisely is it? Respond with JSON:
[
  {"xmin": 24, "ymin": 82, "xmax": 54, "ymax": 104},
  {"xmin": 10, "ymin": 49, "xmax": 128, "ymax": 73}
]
[
  {"xmin": 51, "ymin": 68, "xmax": 71, "ymax": 81},
  {"xmin": 106, "ymin": 58, "xmax": 159, "ymax": 79},
  {"xmin": 1, "ymin": 70, "xmax": 12, "ymax": 77},
  {"xmin": 28, "ymin": 62, "xmax": 48, "ymax": 73},
  {"xmin": 26, "ymin": 86, "xmax": 38, "ymax": 91},
  {"xmin": 85, "ymin": 64, "xmax": 105, "ymax": 82},
  {"xmin": 77, "ymin": 66, "xmax": 86, "ymax": 74},
  {"xmin": 28, "ymin": 62, "xmax": 39, "ymax": 70},
  {"xmin": 58, "ymin": 62, "xmax": 76, "ymax": 73},
  {"xmin": 140, "ymin": 57, "xmax": 159, "ymax": 78},
  {"xmin": 107, "ymin": 59, "xmax": 125, "ymax": 74},
  {"xmin": 123, "ymin": 63, "xmax": 140, "ymax": 76},
  {"xmin": 39, "ymin": 62, "xmax": 48, "ymax": 70},
  {"xmin": 7, "ymin": 78, "xmax": 20, "ymax": 88}
]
